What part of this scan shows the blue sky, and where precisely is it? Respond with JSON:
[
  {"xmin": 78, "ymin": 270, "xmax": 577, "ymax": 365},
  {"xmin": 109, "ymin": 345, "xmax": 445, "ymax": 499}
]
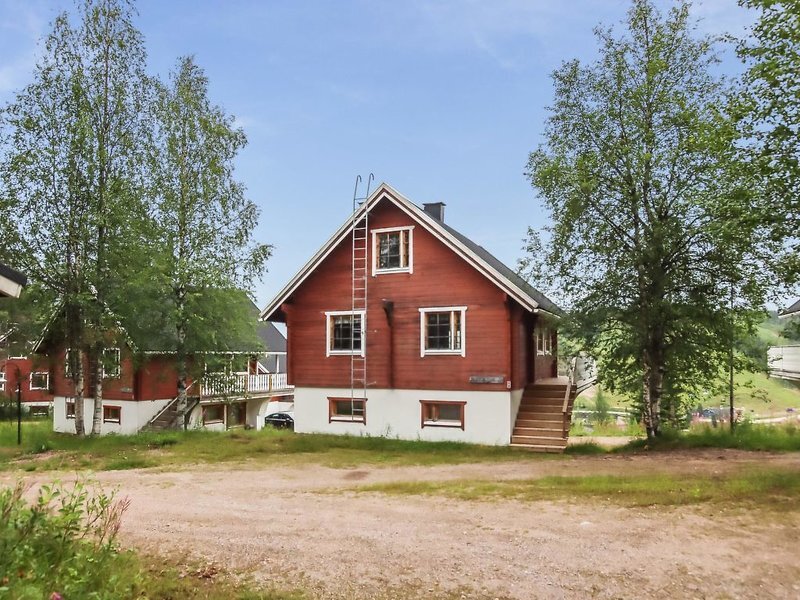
[{"xmin": 0, "ymin": 0, "xmax": 754, "ymax": 306}]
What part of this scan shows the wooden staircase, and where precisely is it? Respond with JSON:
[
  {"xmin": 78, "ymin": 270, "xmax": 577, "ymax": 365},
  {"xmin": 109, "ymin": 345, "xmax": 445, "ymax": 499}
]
[
  {"xmin": 142, "ymin": 395, "xmax": 199, "ymax": 432},
  {"xmin": 511, "ymin": 381, "xmax": 576, "ymax": 452}
]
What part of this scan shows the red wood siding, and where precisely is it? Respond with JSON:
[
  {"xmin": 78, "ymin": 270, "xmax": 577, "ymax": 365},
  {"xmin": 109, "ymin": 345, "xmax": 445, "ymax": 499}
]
[
  {"xmin": 284, "ymin": 199, "xmax": 530, "ymax": 392},
  {"xmin": 1, "ymin": 356, "xmax": 54, "ymax": 403},
  {"xmin": 135, "ymin": 356, "xmax": 179, "ymax": 401}
]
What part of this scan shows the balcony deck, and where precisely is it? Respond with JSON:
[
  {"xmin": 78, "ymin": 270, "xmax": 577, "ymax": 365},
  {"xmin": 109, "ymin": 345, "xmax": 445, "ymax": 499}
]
[{"xmin": 200, "ymin": 372, "xmax": 293, "ymax": 399}]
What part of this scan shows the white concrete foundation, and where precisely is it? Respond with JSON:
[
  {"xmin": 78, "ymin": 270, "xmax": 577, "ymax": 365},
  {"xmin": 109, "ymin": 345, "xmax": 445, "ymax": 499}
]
[
  {"xmin": 293, "ymin": 387, "xmax": 516, "ymax": 445},
  {"xmin": 53, "ymin": 396, "xmax": 171, "ymax": 435}
]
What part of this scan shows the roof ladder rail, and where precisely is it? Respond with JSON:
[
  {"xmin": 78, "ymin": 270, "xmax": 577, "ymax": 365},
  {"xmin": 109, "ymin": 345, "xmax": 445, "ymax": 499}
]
[{"xmin": 351, "ymin": 173, "xmax": 373, "ymax": 413}]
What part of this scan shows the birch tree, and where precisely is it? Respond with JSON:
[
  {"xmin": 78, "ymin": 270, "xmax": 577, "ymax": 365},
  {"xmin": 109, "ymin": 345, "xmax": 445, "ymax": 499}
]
[
  {"xmin": 524, "ymin": 0, "xmax": 770, "ymax": 437},
  {"xmin": 149, "ymin": 56, "xmax": 271, "ymax": 418},
  {"xmin": 0, "ymin": 0, "xmax": 150, "ymax": 434}
]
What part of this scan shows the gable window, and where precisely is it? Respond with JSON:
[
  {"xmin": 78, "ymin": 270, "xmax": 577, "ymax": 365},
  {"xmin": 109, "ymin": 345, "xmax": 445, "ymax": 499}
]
[
  {"xmin": 372, "ymin": 226, "xmax": 413, "ymax": 274},
  {"xmin": 102, "ymin": 348, "xmax": 121, "ymax": 379},
  {"xmin": 419, "ymin": 307, "xmax": 467, "ymax": 357},
  {"xmin": 66, "ymin": 401, "xmax": 75, "ymax": 419},
  {"xmin": 103, "ymin": 405, "xmax": 121, "ymax": 424},
  {"xmin": 328, "ymin": 397, "xmax": 366, "ymax": 424},
  {"xmin": 30, "ymin": 372, "xmax": 49, "ymax": 390},
  {"xmin": 420, "ymin": 400, "xmax": 466, "ymax": 429},
  {"xmin": 326, "ymin": 311, "xmax": 365, "ymax": 356}
]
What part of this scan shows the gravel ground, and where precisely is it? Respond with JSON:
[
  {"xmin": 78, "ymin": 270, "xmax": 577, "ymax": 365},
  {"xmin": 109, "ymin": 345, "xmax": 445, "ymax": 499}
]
[{"xmin": 7, "ymin": 450, "xmax": 800, "ymax": 599}]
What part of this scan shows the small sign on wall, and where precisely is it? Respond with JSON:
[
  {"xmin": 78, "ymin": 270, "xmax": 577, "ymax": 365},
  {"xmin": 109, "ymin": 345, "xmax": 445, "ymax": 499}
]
[{"xmin": 469, "ymin": 375, "xmax": 505, "ymax": 384}]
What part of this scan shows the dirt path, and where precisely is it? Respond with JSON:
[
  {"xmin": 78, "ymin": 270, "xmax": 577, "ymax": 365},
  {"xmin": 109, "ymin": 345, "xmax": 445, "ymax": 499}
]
[{"xmin": 6, "ymin": 450, "xmax": 800, "ymax": 599}]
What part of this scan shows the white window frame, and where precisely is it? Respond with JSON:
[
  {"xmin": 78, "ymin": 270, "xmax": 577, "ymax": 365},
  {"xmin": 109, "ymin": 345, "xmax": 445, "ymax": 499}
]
[
  {"xmin": 102, "ymin": 347, "xmax": 121, "ymax": 379},
  {"xmin": 536, "ymin": 328, "xmax": 545, "ymax": 356},
  {"xmin": 325, "ymin": 310, "xmax": 366, "ymax": 357},
  {"xmin": 0, "ymin": 368, "xmax": 5, "ymax": 392},
  {"xmin": 30, "ymin": 371, "xmax": 49, "ymax": 390},
  {"xmin": 372, "ymin": 226, "xmax": 414, "ymax": 275},
  {"xmin": 419, "ymin": 306, "xmax": 467, "ymax": 357}
]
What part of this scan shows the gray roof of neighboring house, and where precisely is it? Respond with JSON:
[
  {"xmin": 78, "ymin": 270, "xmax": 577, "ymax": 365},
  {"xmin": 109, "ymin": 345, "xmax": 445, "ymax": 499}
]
[
  {"xmin": 258, "ymin": 321, "xmax": 286, "ymax": 353},
  {"xmin": 781, "ymin": 298, "xmax": 800, "ymax": 318}
]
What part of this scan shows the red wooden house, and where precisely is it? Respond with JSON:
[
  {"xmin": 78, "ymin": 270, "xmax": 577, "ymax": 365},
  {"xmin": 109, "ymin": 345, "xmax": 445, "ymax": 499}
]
[
  {"xmin": 33, "ymin": 308, "xmax": 291, "ymax": 435},
  {"xmin": 261, "ymin": 183, "xmax": 577, "ymax": 450}
]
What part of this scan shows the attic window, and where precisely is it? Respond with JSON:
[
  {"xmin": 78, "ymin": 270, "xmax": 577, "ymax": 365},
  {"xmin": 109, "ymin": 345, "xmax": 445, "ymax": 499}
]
[
  {"xmin": 372, "ymin": 227, "xmax": 413, "ymax": 274},
  {"xmin": 102, "ymin": 348, "xmax": 121, "ymax": 379}
]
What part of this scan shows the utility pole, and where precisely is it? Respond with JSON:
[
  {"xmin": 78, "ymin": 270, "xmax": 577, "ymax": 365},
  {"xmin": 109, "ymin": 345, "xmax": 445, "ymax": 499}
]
[
  {"xmin": 16, "ymin": 377, "xmax": 22, "ymax": 446},
  {"xmin": 729, "ymin": 284, "xmax": 735, "ymax": 433}
]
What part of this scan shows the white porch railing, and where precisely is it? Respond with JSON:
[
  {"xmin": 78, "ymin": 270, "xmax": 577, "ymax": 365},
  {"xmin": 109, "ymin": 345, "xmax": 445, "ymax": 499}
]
[{"xmin": 200, "ymin": 372, "xmax": 292, "ymax": 398}]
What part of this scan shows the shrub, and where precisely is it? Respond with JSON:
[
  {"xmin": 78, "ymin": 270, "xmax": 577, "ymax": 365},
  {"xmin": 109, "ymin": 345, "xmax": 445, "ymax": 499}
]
[{"xmin": 0, "ymin": 479, "xmax": 136, "ymax": 599}]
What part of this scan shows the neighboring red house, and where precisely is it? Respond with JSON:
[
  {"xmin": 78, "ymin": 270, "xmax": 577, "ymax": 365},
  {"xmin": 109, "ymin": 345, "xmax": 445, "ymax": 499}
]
[
  {"xmin": 0, "ymin": 353, "xmax": 54, "ymax": 416},
  {"xmin": 261, "ymin": 183, "xmax": 575, "ymax": 450},
  {"xmin": 32, "ymin": 307, "xmax": 292, "ymax": 435}
]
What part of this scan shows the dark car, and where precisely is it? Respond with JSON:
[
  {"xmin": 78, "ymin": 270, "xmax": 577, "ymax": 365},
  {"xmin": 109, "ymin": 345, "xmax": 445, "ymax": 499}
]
[{"xmin": 264, "ymin": 412, "xmax": 294, "ymax": 430}]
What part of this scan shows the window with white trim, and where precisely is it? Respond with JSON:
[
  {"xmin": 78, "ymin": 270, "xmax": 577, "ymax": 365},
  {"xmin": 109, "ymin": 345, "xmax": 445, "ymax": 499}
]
[
  {"xmin": 102, "ymin": 347, "xmax": 121, "ymax": 379},
  {"xmin": 30, "ymin": 372, "xmax": 49, "ymax": 390},
  {"xmin": 419, "ymin": 307, "xmax": 467, "ymax": 357},
  {"xmin": 326, "ymin": 311, "xmax": 365, "ymax": 356},
  {"xmin": 0, "ymin": 368, "xmax": 5, "ymax": 392},
  {"xmin": 420, "ymin": 400, "xmax": 466, "ymax": 429},
  {"xmin": 372, "ymin": 226, "xmax": 413, "ymax": 274},
  {"xmin": 66, "ymin": 401, "xmax": 75, "ymax": 419}
]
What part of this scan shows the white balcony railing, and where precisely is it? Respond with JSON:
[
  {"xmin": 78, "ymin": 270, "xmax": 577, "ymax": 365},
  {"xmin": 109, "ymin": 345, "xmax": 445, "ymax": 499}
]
[{"xmin": 199, "ymin": 372, "xmax": 292, "ymax": 398}]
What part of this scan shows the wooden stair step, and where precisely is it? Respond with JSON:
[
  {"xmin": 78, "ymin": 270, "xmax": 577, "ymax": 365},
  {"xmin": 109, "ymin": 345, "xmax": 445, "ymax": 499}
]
[
  {"xmin": 511, "ymin": 435, "xmax": 568, "ymax": 446},
  {"xmin": 515, "ymin": 418, "xmax": 563, "ymax": 428},
  {"xmin": 512, "ymin": 427, "xmax": 564, "ymax": 438},
  {"xmin": 509, "ymin": 443, "xmax": 568, "ymax": 453}
]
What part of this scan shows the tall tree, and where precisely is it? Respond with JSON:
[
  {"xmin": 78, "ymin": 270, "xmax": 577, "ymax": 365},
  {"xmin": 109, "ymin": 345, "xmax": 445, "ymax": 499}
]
[
  {"xmin": 524, "ymin": 0, "xmax": 770, "ymax": 437},
  {"xmin": 0, "ymin": 0, "xmax": 150, "ymax": 434},
  {"xmin": 739, "ymin": 0, "xmax": 800, "ymax": 286},
  {"xmin": 148, "ymin": 56, "xmax": 271, "ymax": 420}
]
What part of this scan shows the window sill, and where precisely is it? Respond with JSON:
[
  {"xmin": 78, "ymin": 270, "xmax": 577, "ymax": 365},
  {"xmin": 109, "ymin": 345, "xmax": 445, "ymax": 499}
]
[
  {"xmin": 103, "ymin": 420, "xmax": 121, "ymax": 424},
  {"xmin": 203, "ymin": 419, "xmax": 224, "ymax": 425},
  {"xmin": 422, "ymin": 350, "xmax": 464, "ymax": 357},
  {"xmin": 330, "ymin": 415, "xmax": 366, "ymax": 424},
  {"xmin": 327, "ymin": 350, "xmax": 365, "ymax": 357},
  {"xmin": 374, "ymin": 267, "xmax": 411, "ymax": 275},
  {"xmin": 422, "ymin": 420, "xmax": 463, "ymax": 429}
]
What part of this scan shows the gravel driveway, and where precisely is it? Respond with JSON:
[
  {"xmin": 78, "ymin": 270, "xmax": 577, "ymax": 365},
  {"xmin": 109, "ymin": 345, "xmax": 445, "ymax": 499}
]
[{"xmin": 8, "ymin": 450, "xmax": 800, "ymax": 599}]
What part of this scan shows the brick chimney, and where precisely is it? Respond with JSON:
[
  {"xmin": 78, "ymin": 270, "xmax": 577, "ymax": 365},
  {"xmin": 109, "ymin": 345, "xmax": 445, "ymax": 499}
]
[{"xmin": 423, "ymin": 202, "xmax": 446, "ymax": 222}]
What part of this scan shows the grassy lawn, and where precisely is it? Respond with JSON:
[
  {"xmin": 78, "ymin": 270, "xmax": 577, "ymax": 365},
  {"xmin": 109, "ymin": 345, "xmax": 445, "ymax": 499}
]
[
  {"xmin": 575, "ymin": 372, "xmax": 800, "ymax": 418},
  {"xmin": 0, "ymin": 419, "xmax": 564, "ymax": 473},
  {"xmin": 353, "ymin": 468, "xmax": 800, "ymax": 510}
]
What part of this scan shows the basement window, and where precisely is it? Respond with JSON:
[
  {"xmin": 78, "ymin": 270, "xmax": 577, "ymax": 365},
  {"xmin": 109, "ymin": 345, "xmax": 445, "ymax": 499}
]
[
  {"xmin": 420, "ymin": 400, "xmax": 466, "ymax": 429},
  {"xmin": 328, "ymin": 397, "xmax": 366, "ymax": 424},
  {"xmin": 203, "ymin": 404, "xmax": 225, "ymax": 424},
  {"xmin": 372, "ymin": 226, "xmax": 413, "ymax": 274},
  {"xmin": 103, "ymin": 405, "xmax": 121, "ymax": 424},
  {"xmin": 66, "ymin": 401, "xmax": 75, "ymax": 419}
]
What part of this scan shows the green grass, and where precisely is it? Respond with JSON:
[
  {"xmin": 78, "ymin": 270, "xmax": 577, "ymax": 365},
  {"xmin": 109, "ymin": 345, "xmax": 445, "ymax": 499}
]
[
  {"xmin": 0, "ymin": 420, "xmax": 559, "ymax": 473},
  {"xmin": 353, "ymin": 468, "xmax": 800, "ymax": 509},
  {"xmin": 624, "ymin": 421, "xmax": 800, "ymax": 452}
]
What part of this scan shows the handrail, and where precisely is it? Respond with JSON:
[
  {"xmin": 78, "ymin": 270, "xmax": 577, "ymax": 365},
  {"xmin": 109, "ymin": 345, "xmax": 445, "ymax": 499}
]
[
  {"xmin": 148, "ymin": 380, "xmax": 197, "ymax": 426},
  {"xmin": 561, "ymin": 356, "xmax": 578, "ymax": 438}
]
